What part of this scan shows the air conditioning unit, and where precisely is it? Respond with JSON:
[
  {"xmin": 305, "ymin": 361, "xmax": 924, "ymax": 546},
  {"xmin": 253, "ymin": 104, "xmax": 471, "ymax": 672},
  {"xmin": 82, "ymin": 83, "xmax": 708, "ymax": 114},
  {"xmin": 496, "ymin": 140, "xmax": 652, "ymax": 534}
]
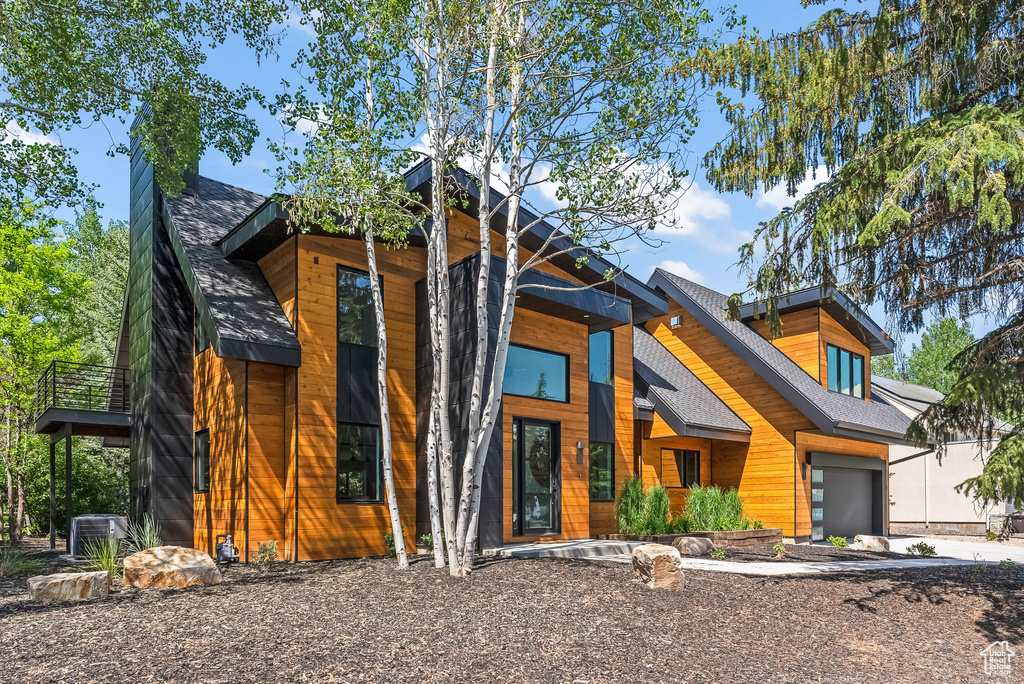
[{"xmin": 70, "ymin": 514, "xmax": 127, "ymax": 558}]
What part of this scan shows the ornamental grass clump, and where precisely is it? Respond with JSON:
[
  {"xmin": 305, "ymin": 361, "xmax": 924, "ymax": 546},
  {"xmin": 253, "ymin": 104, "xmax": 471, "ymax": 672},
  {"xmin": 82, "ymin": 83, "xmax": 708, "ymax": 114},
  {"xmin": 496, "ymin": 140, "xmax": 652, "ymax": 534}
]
[
  {"xmin": 684, "ymin": 484, "xmax": 748, "ymax": 532},
  {"xmin": 615, "ymin": 476, "xmax": 648, "ymax": 534},
  {"xmin": 642, "ymin": 485, "xmax": 671, "ymax": 536},
  {"xmin": 125, "ymin": 514, "xmax": 163, "ymax": 554},
  {"xmin": 0, "ymin": 545, "xmax": 42, "ymax": 577},
  {"xmin": 84, "ymin": 536, "xmax": 121, "ymax": 581}
]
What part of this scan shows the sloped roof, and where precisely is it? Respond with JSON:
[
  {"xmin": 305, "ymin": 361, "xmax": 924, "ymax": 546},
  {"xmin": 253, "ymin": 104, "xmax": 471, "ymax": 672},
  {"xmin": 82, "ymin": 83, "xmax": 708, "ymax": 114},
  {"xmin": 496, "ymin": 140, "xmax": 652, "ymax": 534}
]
[
  {"xmin": 649, "ymin": 269, "xmax": 913, "ymax": 443},
  {"xmin": 871, "ymin": 374, "xmax": 1015, "ymax": 437},
  {"xmin": 633, "ymin": 326, "xmax": 751, "ymax": 441},
  {"xmin": 163, "ymin": 177, "xmax": 301, "ymax": 366}
]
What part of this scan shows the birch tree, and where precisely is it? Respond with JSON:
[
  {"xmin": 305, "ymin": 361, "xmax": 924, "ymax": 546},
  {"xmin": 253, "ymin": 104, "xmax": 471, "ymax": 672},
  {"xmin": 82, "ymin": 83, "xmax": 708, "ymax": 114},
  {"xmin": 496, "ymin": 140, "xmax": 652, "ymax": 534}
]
[
  {"xmin": 275, "ymin": 1, "xmax": 426, "ymax": 569},
  {"xmin": 449, "ymin": 0, "xmax": 724, "ymax": 574}
]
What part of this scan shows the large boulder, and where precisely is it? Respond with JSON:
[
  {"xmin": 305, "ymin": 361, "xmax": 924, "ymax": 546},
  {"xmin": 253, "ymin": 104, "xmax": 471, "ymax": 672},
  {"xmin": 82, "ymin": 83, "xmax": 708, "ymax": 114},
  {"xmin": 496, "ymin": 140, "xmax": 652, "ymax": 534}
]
[
  {"xmin": 672, "ymin": 536, "xmax": 717, "ymax": 556},
  {"xmin": 851, "ymin": 535, "xmax": 890, "ymax": 552},
  {"xmin": 631, "ymin": 544, "xmax": 684, "ymax": 590},
  {"xmin": 124, "ymin": 546, "xmax": 222, "ymax": 589},
  {"xmin": 28, "ymin": 571, "xmax": 109, "ymax": 602}
]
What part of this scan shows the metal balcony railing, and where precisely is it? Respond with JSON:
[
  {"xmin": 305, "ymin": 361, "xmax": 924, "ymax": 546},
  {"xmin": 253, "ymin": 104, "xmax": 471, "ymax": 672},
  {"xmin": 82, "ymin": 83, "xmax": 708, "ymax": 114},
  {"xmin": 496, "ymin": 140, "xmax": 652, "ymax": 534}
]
[{"xmin": 37, "ymin": 361, "xmax": 130, "ymax": 419}]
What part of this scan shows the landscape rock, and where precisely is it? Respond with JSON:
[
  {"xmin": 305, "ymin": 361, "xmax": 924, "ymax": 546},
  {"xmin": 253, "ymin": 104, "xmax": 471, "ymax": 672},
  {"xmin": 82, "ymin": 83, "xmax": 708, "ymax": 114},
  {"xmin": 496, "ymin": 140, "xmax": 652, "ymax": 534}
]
[
  {"xmin": 672, "ymin": 536, "xmax": 717, "ymax": 556},
  {"xmin": 851, "ymin": 535, "xmax": 890, "ymax": 552},
  {"xmin": 124, "ymin": 546, "xmax": 222, "ymax": 589},
  {"xmin": 631, "ymin": 544, "xmax": 684, "ymax": 590},
  {"xmin": 28, "ymin": 571, "xmax": 109, "ymax": 601}
]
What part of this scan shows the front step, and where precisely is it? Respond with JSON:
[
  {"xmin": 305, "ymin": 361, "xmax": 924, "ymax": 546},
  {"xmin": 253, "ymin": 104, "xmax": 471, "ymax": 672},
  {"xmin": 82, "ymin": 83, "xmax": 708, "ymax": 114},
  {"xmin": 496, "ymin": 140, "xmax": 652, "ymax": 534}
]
[{"xmin": 482, "ymin": 539, "xmax": 645, "ymax": 560}]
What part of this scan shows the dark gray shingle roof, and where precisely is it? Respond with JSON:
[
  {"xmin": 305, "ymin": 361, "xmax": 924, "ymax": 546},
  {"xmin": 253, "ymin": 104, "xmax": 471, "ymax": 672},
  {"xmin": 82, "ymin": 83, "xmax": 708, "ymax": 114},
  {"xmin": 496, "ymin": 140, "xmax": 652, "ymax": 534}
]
[
  {"xmin": 163, "ymin": 177, "xmax": 300, "ymax": 366},
  {"xmin": 633, "ymin": 326, "xmax": 751, "ymax": 439},
  {"xmin": 651, "ymin": 270, "xmax": 913, "ymax": 442}
]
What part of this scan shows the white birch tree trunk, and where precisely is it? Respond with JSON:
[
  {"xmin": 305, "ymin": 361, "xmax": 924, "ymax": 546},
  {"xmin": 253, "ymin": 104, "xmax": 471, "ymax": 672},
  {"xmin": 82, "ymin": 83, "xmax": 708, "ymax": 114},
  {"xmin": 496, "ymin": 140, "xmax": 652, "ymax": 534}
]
[
  {"xmin": 424, "ymin": 246, "xmax": 446, "ymax": 568},
  {"xmin": 364, "ymin": 227, "xmax": 409, "ymax": 568},
  {"xmin": 454, "ymin": 3, "xmax": 502, "ymax": 572},
  {"xmin": 459, "ymin": 5, "xmax": 527, "ymax": 573}
]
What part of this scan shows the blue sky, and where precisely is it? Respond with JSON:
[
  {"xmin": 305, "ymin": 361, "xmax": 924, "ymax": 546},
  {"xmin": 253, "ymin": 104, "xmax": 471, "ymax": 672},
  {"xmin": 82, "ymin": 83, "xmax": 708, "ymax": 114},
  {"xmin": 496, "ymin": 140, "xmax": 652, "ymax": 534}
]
[{"xmin": 23, "ymin": 1, "xmax": 994, "ymax": 355}]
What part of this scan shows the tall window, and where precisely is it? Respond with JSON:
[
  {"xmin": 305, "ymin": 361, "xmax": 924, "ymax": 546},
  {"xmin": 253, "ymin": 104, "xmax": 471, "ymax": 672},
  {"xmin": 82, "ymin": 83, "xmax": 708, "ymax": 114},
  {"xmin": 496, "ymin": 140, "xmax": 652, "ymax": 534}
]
[
  {"xmin": 826, "ymin": 344, "xmax": 865, "ymax": 399},
  {"xmin": 588, "ymin": 331, "xmax": 612, "ymax": 385},
  {"xmin": 194, "ymin": 429, "xmax": 210, "ymax": 493},
  {"xmin": 503, "ymin": 345, "xmax": 569, "ymax": 402},
  {"xmin": 589, "ymin": 442, "xmax": 614, "ymax": 501},
  {"xmin": 337, "ymin": 424, "xmax": 382, "ymax": 503},
  {"xmin": 663, "ymin": 449, "xmax": 699, "ymax": 488},
  {"xmin": 337, "ymin": 265, "xmax": 377, "ymax": 347}
]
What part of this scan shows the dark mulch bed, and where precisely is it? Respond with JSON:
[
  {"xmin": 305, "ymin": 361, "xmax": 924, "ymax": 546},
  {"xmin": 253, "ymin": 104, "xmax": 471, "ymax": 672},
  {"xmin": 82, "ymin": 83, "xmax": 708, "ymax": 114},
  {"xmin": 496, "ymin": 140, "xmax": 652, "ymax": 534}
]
[
  {"xmin": 718, "ymin": 543, "xmax": 910, "ymax": 563},
  {"xmin": 1, "ymin": 538, "xmax": 1021, "ymax": 683}
]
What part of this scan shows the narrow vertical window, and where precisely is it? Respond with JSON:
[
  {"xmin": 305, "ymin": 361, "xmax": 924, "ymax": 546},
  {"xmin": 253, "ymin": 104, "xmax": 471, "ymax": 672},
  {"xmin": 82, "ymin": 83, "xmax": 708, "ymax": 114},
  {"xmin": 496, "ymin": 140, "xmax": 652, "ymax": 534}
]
[
  {"xmin": 827, "ymin": 344, "xmax": 838, "ymax": 391},
  {"xmin": 839, "ymin": 348, "xmax": 851, "ymax": 394},
  {"xmin": 337, "ymin": 266, "xmax": 377, "ymax": 347},
  {"xmin": 588, "ymin": 442, "xmax": 614, "ymax": 501},
  {"xmin": 194, "ymin": 428, "xmax": 210, "ymax": 493},
  {"xmin": 673, "ymin": 449, "xmax": 700, "ymax": 488},
  {"xmin": 852, "ymin": 354, "xmax": 864, "ymax": 399},
  {"xmin": 337, "ymin": 423, "xmax": 382, "ymax": 503},
  {"xmin": 588, "ymin": 331, "xmax": 613, "ymax": 385}
]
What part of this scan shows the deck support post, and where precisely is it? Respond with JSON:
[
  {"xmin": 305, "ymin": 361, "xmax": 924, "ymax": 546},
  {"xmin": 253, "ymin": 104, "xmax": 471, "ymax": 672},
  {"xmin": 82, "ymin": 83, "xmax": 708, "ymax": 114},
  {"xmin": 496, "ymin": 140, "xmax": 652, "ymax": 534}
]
[
  {"xmin": 64, "ymin": 422, "xmax": 73, "ymax": 554},
  {"xmin": 49, "ymin": 440, "xmax": 56, "ymax": 550}
]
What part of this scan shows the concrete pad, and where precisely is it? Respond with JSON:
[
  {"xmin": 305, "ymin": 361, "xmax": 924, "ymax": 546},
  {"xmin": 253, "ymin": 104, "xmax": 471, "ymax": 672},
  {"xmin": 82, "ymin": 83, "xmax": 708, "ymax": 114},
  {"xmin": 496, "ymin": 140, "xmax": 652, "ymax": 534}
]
[{"xmin": 888, "ymin": 536, "xmax": 1024, "ymax": 564}]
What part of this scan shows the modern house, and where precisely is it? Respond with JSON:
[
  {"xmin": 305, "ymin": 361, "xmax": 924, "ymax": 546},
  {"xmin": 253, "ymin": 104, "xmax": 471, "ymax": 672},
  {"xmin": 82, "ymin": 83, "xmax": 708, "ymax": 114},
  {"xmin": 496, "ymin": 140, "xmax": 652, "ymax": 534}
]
[
  {"xmin": 633, "ymin": 272, "xmax": 912, "ymax": 541},
  {"xmin": 874, "ymin": 375, "xmax": 1013, "ymax": 535},
  {"xmin": 34, "ymin": 136, "xmax": 918, "ymax": 559}
]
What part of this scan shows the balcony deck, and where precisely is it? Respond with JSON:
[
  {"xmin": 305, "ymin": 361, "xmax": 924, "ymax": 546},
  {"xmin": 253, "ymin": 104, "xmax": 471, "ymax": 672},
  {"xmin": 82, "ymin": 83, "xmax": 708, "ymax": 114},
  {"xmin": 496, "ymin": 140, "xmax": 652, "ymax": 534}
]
[{"xmin": 35, "ymin": 361, "xmax": 131, "ymax": 438}]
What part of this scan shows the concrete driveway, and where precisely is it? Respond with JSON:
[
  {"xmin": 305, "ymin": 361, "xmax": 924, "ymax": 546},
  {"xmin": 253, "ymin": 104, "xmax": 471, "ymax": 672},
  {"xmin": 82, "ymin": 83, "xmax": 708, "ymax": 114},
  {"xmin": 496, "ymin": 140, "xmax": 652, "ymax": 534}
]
[{"xmin": 888, "ymin": 535, "xmax": 1024, "ymax": 563}]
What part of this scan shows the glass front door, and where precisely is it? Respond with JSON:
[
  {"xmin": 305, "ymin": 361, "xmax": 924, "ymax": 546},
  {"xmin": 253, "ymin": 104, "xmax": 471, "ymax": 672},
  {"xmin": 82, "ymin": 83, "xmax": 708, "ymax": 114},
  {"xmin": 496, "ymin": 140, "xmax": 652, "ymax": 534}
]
[{"xmin": 512, "ymin": 418, "xmax": 560, "ymax": 535}]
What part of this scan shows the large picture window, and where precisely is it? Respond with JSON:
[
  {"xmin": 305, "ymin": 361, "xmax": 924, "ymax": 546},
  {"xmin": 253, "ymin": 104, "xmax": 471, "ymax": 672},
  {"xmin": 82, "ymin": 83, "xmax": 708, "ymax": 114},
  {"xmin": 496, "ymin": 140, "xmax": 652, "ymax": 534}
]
[
  {"xmin": 337, "ymin": 423, "xmax": 382, "ymax": 503},
  {"xmin": 503, "ymin": 344, "xmax": 569, "ymax": 402},
  {"xmin": 588, "ymin": 331, "xmax": 612, "ymax": 385},
  {"xmin": 194, "ymin": 429, "xmax": 210, "ymax": 493},
  {"xmin": 662, "ymin": 449, "xmax": 699, "ymax": 488},
  {"xmin": 337, "ymin": 265, "xmax": 377, "ymax": 347},
  {"xmin": 589, "ymin": 442, "xmax": 614, "ymax": 501},
  {"xmin": 826, "ymin": 344, "xmax": 865, "ymax": 399}
]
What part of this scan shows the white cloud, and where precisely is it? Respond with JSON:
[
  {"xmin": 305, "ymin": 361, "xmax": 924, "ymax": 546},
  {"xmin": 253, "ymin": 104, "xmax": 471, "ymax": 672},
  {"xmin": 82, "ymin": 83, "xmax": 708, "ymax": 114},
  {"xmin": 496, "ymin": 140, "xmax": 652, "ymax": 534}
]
[
  {"xmin": 3, "ymin": 121, "xmax": 58, "ymax": 147},
  {"xmin": 651, "ymin": 177, "xmax": 752, "ymax": 254},
  {"xmin": 647, "ymin": 259, "xmax": 705, "ymax": 284},
  {"xmin": 756, "ymin": 165, "xmax": 829, "ymax": 211},
  {"xmin": 285, "ymin": 10, "xmax": 320, "ymax": 38},
  {"xmin": 276, "ymin": 104, "xmax": 329, "ymax": 138}
]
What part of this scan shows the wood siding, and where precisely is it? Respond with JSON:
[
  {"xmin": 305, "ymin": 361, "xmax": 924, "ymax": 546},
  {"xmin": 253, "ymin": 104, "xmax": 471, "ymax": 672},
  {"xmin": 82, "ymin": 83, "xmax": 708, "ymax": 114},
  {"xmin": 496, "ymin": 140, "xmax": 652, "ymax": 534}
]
[{"xmin": 750, "ymin": 309, "xmax": 821, "ymax": 381}]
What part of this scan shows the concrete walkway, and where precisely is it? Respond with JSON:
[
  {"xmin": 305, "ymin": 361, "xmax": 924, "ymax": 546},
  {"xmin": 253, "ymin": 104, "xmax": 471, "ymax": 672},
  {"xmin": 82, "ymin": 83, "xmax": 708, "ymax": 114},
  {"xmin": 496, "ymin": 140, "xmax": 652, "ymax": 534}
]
[{"xmin": 483, "ymin": 536, "xmax": 1024, "ymax": 576}]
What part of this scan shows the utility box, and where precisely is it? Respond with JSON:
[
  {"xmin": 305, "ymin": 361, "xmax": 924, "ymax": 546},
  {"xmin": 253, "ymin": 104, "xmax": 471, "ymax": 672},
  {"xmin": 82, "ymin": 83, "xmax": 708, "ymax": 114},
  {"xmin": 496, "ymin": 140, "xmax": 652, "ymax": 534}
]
[{"xmin": 70, "ymin": 514, "xmax": 127, "ymax": 558}]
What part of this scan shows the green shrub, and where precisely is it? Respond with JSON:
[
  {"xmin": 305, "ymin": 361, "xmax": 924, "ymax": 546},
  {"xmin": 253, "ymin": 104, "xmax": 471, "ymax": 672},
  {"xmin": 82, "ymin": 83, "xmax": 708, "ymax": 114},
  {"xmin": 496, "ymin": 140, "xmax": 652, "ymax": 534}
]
[
  {"xmin": 83, "ymin": 536, "xmax": 121, "ymax": 580},
  {"xmin": 253, "ymin": 540, "xmax": 279, "ymax": 566},
  {"xmin": 383, "ymin": 532, "xmax": 396, "ymax": 558},
  {"xmin": 827, "ymin": 535, "xmax": 849, "ymax": 548},
  {"xmin": 668, "ymin": 515, "xmax": 690, "ymax": 534},
  {"xmin": 906, "ymin": 541, "xmax": 936, "ymax": 557},
  {"xmin": 614, "ymin": 476, "xmax": 647, "ymax": 534},
  {"xmin": 710, "ymin": 548, "xmax": 727, "ymax": 559},
  {"xmin": 0, "ymin": 545, "xmax": 42, "ymax": 577},
  {"xmin": 684, "ymin": 485, "xmax": 746, "ymax": 532},
  {"xmin": 642, "ymin": 485, "xmax": 671, "ymax": 535},
  {"xmin": 125, "ymin": 514, "xmax": 162, "ymax": 554},
  {"xmin": 749, "ymin": 519, "xmax": 765, "ymax": 530},
  {"xmin": 998, "ymin": 559, "xmax": 1016, "ymax": 570},
  {"xmin": 986, "ymin": 530, "xmax": 998, "ymax": 541}
]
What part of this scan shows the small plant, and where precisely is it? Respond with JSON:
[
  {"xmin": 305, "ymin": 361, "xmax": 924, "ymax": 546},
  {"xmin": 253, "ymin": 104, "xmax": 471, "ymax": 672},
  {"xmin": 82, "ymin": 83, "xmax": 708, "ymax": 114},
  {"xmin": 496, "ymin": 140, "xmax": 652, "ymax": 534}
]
[
  {"xmin": 827, "ymin": 535, "xmax": 849, "ymax": 548},
  {"xmin": 668, "ymin": 515, "xmax": 690, "ymax": 534},
  {"xmin": 772, "ymin": 543, "xmax": 786, "ymax": 559},
  {"xmin": 998, "ymin": 559, "xmax": 1016, "ymax": 570},
  {"xmin": 420, "ymin": 533, "xmax": 434, "ymax": 551},
  {"xmin": 83, "ymin": 536, "xmax": 121, "ymax": 580},
  {"xmin": 0, "ymin": 545, "xmax": 42, "ymax": 577},
  {"xmin": 711, "ymin": 548, "xmax": 727, "ymax": 560},
  {"xmin": 125, "ymin": 514, "xmax": 163, "ymax": 554},
  {"xmin": 749, "ymin": 519, "xmax": 765, "ymax": 530},
  {"xmin": 986, "ymin": 530, "xmax": 998, "ymax": 541},
  {"xmin": 383, "ymin": 532, "xmax": 396, "ymax": 558},
  {"xmin": 253, "ymin": 540, "xmax": 278, "ymax": 567},
  {"xmin": 973, "ymin": 553, "xmax": 989, "ymax": 574},
  {"xmin": 906, "ymin": 541, "xmax": 937, "ymax": 557}
]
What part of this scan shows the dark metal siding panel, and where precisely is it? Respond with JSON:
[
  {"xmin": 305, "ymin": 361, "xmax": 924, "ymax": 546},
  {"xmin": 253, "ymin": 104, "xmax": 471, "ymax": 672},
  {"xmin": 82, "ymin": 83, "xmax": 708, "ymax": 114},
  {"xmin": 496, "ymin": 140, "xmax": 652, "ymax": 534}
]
[
  {"xmin": 588, "ymin": 382, "xmax": 615, "ymax": 443},
  {"xmin": 127, "ymin": 145, "xmax": 194, "ymax": 548},
  {"xmin": 415, "ymin": 278, "xmax": 431, "ymax": 539}
]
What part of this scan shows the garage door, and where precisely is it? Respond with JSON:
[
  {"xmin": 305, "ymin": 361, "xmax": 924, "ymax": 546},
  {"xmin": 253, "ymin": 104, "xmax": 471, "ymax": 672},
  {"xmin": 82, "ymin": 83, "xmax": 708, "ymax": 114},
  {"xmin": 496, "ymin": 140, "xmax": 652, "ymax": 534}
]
[{"xmin": 811, "ymin": 466, "xmax": 874, "ymax": 540}]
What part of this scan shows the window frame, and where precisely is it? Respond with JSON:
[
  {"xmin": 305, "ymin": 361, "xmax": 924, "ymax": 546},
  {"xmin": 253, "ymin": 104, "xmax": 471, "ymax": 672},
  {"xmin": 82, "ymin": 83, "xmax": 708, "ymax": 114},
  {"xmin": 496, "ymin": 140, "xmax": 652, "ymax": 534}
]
[
  {"xmin": 336, "ymin": 264, "xmax": 380, "ymax": 349},
  {"xmin": 194, "ymin": 428, "xmax": 210, "ymax": 494},
  {"xmin": 336, "ymin": 422, "xmax": 384, "ymax": 504},
  {"xmin": 588, "ymin": 442, "xmax": 615, "ymax": 502},
  {"xmin": 503, "ymin": 343, "xmax": 571, "ymax": 403},
  {"xmin": 675, "ymin": 449, "xmax": 700, "ymax": 488},
  {"xmin": 588, "ymin": 331, "xmax": 613, "ymax": 386},
  {"xmin": 825, "ymin": 343, "xmax": 866, "ymax": 399}
]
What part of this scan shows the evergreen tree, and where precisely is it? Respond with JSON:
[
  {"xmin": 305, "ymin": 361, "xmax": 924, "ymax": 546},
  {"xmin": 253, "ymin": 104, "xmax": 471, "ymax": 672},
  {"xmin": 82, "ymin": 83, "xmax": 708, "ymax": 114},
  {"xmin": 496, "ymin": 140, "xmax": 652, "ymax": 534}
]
[{"xmin": 694, "ymin": 0, "xmax": 1024, "ymax": 507}]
